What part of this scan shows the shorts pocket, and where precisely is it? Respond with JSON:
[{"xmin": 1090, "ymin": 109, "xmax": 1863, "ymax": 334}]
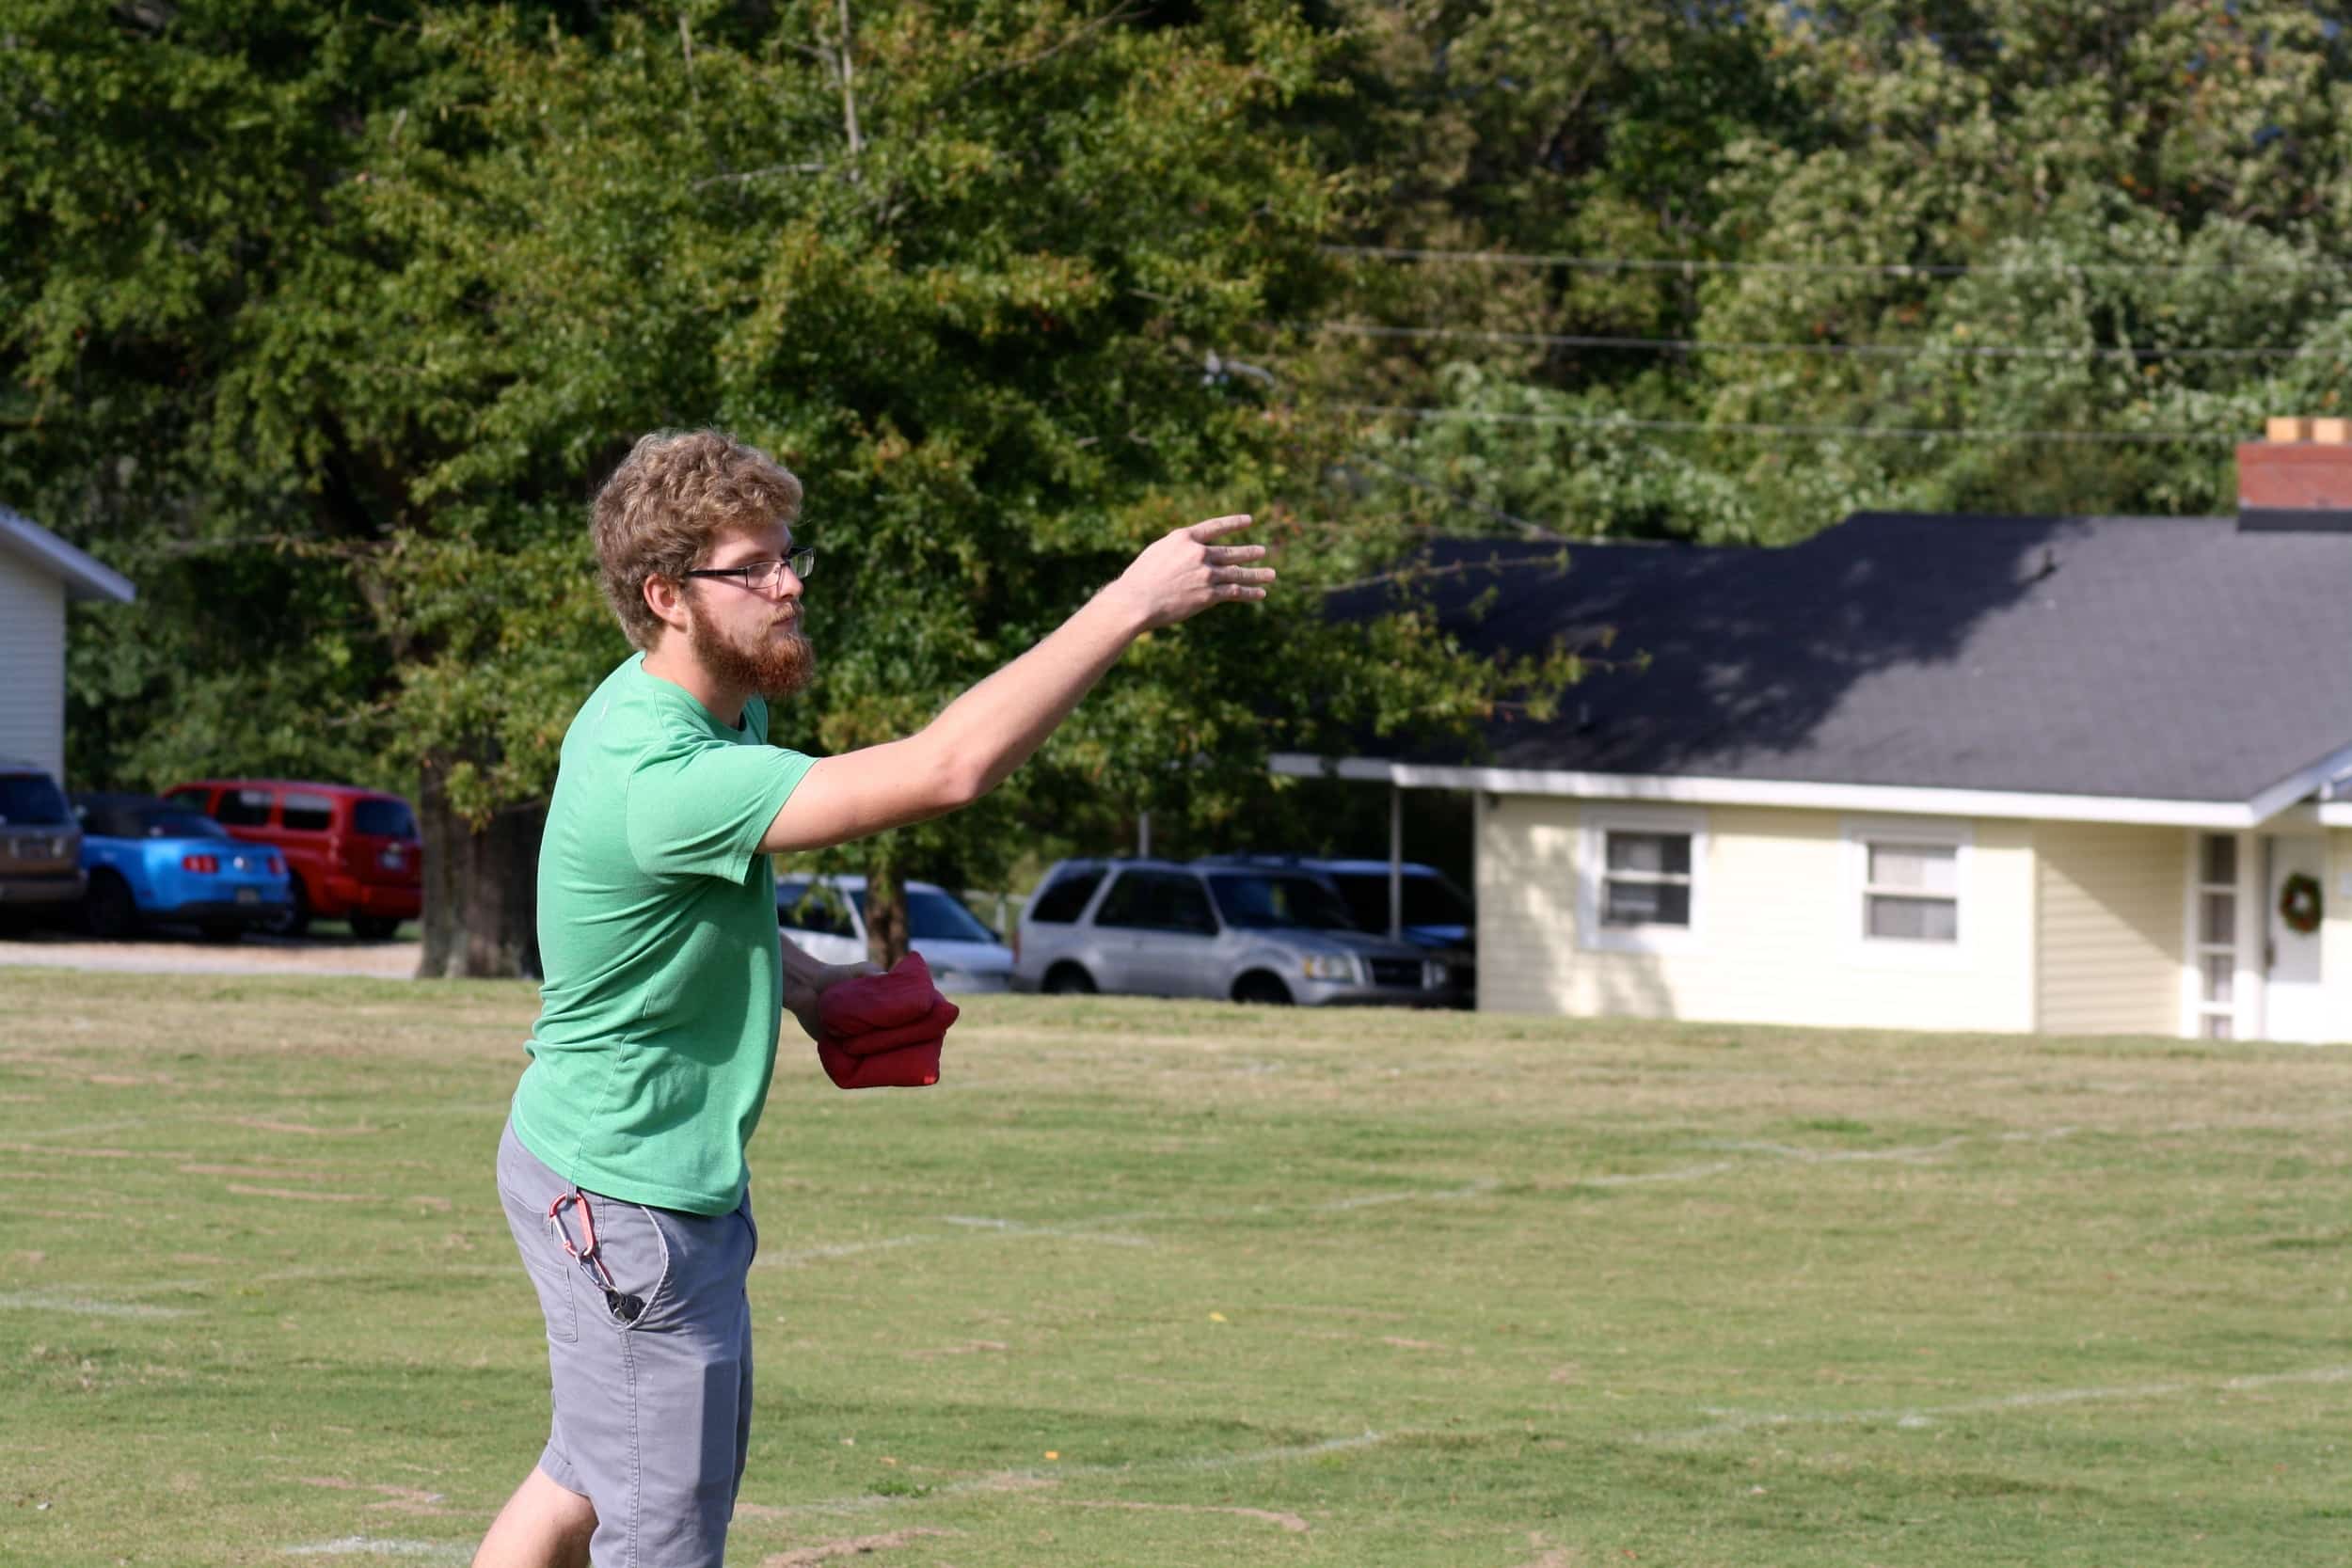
[{"xmin": 580, "ymin": 1191, "xmax": 673, "ymax": 1331}]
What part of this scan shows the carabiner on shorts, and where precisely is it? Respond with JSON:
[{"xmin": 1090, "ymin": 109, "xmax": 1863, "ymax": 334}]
[{"xmin": 548, "ymin": 1189, "xmax": 647, "ymax": 1324}]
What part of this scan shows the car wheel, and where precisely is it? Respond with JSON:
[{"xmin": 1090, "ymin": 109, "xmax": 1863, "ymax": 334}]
[
  {"xmin": 269, "ymin": 876, "xmax": 311, "ymax": 938},
  {"xmin": 83, "ymin": 873, "xmax": 140, "ymax": 941},
  {"xmin": 1232, "ymin": 972, "xmax": 1294, "ymax": 1006},
  {"xmin": 350, "ymin": 914, "xmax": 402, "ymax": 942},
  {"xmin": 1041, "ymin": 962, "xmax": 1097, "ymax": 996}
]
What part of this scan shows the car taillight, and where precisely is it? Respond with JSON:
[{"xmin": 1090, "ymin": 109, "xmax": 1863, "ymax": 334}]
[
  {"xmin": 182, "ymin": 853, "xmax": 219, "ymax": 874},
  {"xmin": 1009, "ymin": 927, "xmax": 1021, "ymax": 963},
  {"xmin": 267, "ymin": 854, "xmax": 284, "ymax": 875}
]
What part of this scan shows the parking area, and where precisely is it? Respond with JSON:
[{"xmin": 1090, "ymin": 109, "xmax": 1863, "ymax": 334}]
[{"xmin": 0, "ymin": 926, "xmax": 421, "ymax": 979}]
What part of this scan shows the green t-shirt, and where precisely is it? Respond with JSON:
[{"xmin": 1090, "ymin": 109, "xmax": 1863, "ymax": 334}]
[{"xmin": 511, "ymin": 654, "xmax": 816, "ymax": 1215}]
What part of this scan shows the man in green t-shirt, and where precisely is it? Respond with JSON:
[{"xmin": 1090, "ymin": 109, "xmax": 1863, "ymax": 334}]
[{"xmin": 473, "ymin": 429, "xmax": 1272, "ymax": 1568}]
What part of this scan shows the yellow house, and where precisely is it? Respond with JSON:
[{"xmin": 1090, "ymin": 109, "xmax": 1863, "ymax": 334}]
[{"xmin": 1279, "ymin": 432, "xmax": 2352, "ymax": 1042}]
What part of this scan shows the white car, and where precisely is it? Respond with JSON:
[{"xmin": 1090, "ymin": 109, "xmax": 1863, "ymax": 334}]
[{"xmin": 777, "ymin": 874, "xmax": 1015, "ymax": 993}]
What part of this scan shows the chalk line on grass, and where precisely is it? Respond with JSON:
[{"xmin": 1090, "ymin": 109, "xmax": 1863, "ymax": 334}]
[
  {"xmin": 760, "ymin": 1233, "xmax": 939, "ymax": 1268},
  {"xmin": 938, "ymin": 1215, "xmax": 1152, "ymax": 1246},
  {"xmin": 1647, "ymin": 1362, "xmax": 2352, "ymax": 1444},
  {"xmin": 228, "ymin": 1183, "xmax": 371, "ymax": 1203},
  {"xmin": 238, "ymin": 1117, "xmax": 382, "ymax": 1137},
  {"xmin": 759, "ymin": 1213, "xmax": 1152, "ymax": 1271},
  {"xmin": 0, "ymin": 1290, "xmax": 192, "ymax": 1321},
  {"xmin": 1317, "ymin": 1179, "xmax": 1499, "ymax": 1212},
  {"xmin": 1044, "ymin": 1497, "xmax": 1311, "ymax": 1532},
  {"xmin": 762, "ymin": 1429, "xmax": 1390, "ymax": 1520},
  {"xmin": 281, "ymin": 1539, "xmax": 468, "ymax": 1560},
  {"xmin": 1580, "ymin": 1126, "xmax": 2083, "ymax": 1190},
  {"xmin": 757, "ymin": 1528, "xmax": 954, "ymax": 1566}
]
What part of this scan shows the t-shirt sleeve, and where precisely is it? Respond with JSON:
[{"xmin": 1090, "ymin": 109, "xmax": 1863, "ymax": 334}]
[{"xmin": 624, "ymin": 736, "xmax": 816, "ymax": 883}]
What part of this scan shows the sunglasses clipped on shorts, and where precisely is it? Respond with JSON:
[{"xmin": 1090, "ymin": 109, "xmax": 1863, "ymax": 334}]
[{"xmin": 547, "ymin": 1190, "xmax": 645, "ymax": 1323}]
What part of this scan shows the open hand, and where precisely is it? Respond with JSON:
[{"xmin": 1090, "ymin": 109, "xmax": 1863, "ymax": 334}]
[{"xmin": 1115, "ymin": 515, "xmax": 1275, "ymax": 631}]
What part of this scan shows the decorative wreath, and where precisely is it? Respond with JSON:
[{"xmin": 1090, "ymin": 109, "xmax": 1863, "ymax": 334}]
[{"xmin": 2280, "ymin": 872, "xmax": 2325, "ymax": 936}]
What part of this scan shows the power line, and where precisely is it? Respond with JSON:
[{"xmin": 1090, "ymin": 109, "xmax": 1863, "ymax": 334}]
[
  {"xmin": 1294, "ymin": 321, "xmax": 2333, "ymax": 363},
  {"xmin": 1320, "ymin": 244, "xmax": 2348, "ymax": 278},
  {"xmin": 1331, "ymin": 404, "xmax": 2238, "ymax": 445}
]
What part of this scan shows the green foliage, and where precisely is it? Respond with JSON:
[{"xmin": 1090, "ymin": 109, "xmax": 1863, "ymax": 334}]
[
  {"xmin": 3, "ymin": 0, "xmax": 1571, "ymax": 919},
  {"xmin": 16, "ymin": 0, "xmax": 2352, "ymax": 929},
  {"xmin": 1310, "ymin": 0, "xmax": 2352, "ymax": 540}
]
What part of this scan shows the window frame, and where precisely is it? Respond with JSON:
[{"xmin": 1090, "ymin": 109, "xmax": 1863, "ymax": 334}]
[
  {"xmin": 2179, "ymin": 830, "xmax": 2250, "ymax": 1041},
  {"xmin": 1841, "ymin": 816, "xmax": 1973, "ymax": 967},
  {"xmin": 1577, "ymin": 806, "xmax": 1708, "ymax": 955}
]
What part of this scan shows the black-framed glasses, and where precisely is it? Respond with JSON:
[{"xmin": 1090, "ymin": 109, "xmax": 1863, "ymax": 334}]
[{"xmin": 681, "ymin": 547, "xmax": 816, "ymax": 594}]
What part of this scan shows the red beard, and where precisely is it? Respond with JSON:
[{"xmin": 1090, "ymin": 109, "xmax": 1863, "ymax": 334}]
[{"xmin": 689, "ymin": 606, "xmax": 816, "ymax": 702}]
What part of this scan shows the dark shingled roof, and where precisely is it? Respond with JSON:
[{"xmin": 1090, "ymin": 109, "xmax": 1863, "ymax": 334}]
[{"xmin": 1340, "ymin": 513, "xmax": 2352, "ymax": 804}]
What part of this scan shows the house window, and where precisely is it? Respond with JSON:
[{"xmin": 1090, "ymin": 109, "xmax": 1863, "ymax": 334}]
[
  {"xmin": 1842, "ymin": 817, "xmax": 1971, "ymax": 964},
  {"xmin": 1579, "ymin": 808, "xmax": 1706, "ymax": 952},
  {"xmin": 2192, "ymin": 832, "xmax": 2237, "ymax": 1040},
  {"xmin": 1602, "ymin": 832, "xmax": 1692, "ymax": 927},
  {"xmin": 1862, "ymin": 841, "xmax": 1959, "ymax": 942}
]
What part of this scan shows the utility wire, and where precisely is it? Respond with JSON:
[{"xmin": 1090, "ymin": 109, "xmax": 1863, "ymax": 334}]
[
  {"xmin": 1293, "ymin": 321, "xmax": 2334, "ymax": 362},
  {"xmin": 1319, "ymin": 244, "xmax": 2349, "ymax": 278},
  {"xmin": 1332, "ymin": 404, "xmax": 2238, "ymax": 445}
]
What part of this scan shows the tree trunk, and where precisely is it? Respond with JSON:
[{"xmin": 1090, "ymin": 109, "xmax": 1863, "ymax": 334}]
[
  {"xmin": 864, "ymin": 855, "xmax": 909, "ymax": 970},
  {"xmin": 416, "ymin": 752, "xmax": 545, "ymax": 979}
]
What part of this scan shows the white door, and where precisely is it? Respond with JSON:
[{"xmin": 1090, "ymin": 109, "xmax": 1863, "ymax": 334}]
[{"xmin": 2264, "ymin": 836, "xmax": 2332, "ymax": 1043}]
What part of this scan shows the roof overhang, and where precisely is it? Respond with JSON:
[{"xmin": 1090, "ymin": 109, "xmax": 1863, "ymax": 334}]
[
  {"xmin": 1270, "ymin": 752, "xmax": 2325, "ymax": 832},
  {"xmin": 0, "ymin": 504, "xmax": 136, "ymax": 604}
]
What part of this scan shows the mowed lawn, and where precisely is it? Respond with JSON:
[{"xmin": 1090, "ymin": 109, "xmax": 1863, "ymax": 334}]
[{"xmin": 3, "ymin": 972, "xmax": 2347, "ymax": 1568}]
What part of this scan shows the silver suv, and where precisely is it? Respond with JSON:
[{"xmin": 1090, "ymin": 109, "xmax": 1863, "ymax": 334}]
[
  {"xmin": 0, "ymin": 764, "xmax": 85, "ymax": 914},
  {"xmin": 1012, "ymin": 858, "xmax": 1456, "ymax": 1006}
]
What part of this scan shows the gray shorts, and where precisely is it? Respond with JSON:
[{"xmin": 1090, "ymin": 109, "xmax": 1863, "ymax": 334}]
[{"xmin": 495, "ymin": 1122, "xmax": 758, "ymax": 1568}]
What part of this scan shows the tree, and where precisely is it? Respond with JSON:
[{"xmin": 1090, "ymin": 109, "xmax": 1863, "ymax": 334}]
[
  {"xmin": 4, "ymin": 0, "xmax": 1576, "ymax": 974},
  {"xmin": 1300, "ymin": 1, "xmax": 2352, "ymax": 544}
]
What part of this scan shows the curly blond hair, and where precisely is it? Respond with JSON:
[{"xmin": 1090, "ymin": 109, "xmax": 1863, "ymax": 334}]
[{"xmin": 590, "ymin": 429, "xmax": 803, "ymax": 649}]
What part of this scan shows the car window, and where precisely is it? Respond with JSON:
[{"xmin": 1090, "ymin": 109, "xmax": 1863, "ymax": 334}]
[
  {"xmin": 281, "ymin": 791, "xmax": 335, "ymax": 832},
  {"xmin": 352, "ymin": 799, "xmax": 417, "ymax": 838},
  {"xmin": 1330, "ymin": 871, "xmax": 1473, "ymax": 930},
  {"xmin": 216, "ymin": 788, "xmax": 273, "ymax": 828},
  {"xmin": 76, "ymin": 802, "xmax": 135, "ymax": 838},
  {"xmin": 777, "ymin": 879, "xmax": 858, "ymax": 940},
  {"xmin": 139, "ymin": 809, "xmax": 228, "ymax": 840},
  {"xmin": 0, "ymin": 774, "xmax": 71, "ymax": 827},
  {"xmin": 1027, "ymin": 866, "xmax": 1105, "ymax": 924},
  {"xmin": 1097, "ymin": 871, "xmax": 1216, "ymax": 934},
  {"xmin": 1092, "ymin": 871, "xmax": 1154, "ymax": 929},
  {"xmin": 1154, "ymin": 875, "xmax": 1218, "ymax": 936},
  {"xmin": 1207, "ymin": 873, "xmax": 1359, "ymax": 931},
  {"xmin": 845, "ymin": 888, "xmax": 999, "ymax": 944},
  {"xmin": 162, "ymin": 786, "xmax": 212, "ymax": 814}
]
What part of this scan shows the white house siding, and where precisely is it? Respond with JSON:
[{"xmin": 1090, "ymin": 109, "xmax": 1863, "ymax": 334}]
[
  {"xmin": 1475, "ymin": 798, "xmax": 2036, "ymax": 1032},
  {"xmin": 2032, "ymin": 822, "xmax": 2185, "ymax": 1037},
  {"xmin": 0, "ymin": 554, "xmax": 66, "ymax": 782}
]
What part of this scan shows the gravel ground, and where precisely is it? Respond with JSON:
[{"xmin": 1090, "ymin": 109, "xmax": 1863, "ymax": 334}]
[{"xmin": 0, "ymin": 927, "xmax": 421, "ymax": 979}]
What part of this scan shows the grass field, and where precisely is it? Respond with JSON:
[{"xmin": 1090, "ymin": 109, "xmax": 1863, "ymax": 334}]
[{"xmin": 3, "ymin": 970, "xmax": 2348, "ymax": 1567}]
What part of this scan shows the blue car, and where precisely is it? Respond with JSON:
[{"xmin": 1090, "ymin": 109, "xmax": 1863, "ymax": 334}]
[{"xmin": 73, "ymin": 792, "xmax": 294, "ymax": 941}]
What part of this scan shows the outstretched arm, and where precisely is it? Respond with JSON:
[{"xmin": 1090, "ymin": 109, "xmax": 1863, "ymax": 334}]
[{"xmin": 757, "ymin": 515, "xmax": 1272, "ymax": 855}]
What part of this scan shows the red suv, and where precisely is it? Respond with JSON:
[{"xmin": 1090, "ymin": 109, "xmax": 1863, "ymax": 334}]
[{"xmin": 163, "ymin": 779, "xmax": 422, "ymax": 940}]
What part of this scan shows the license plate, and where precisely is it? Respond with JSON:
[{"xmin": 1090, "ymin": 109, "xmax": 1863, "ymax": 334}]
[{"xmin": 236, "ymin": 888, "xmax": 259, "ymax": 904}]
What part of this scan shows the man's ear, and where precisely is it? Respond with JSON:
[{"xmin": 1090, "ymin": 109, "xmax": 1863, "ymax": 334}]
[{"xmin": 643, "ymin": 573, "xmax": 691, "ymax": 635}]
